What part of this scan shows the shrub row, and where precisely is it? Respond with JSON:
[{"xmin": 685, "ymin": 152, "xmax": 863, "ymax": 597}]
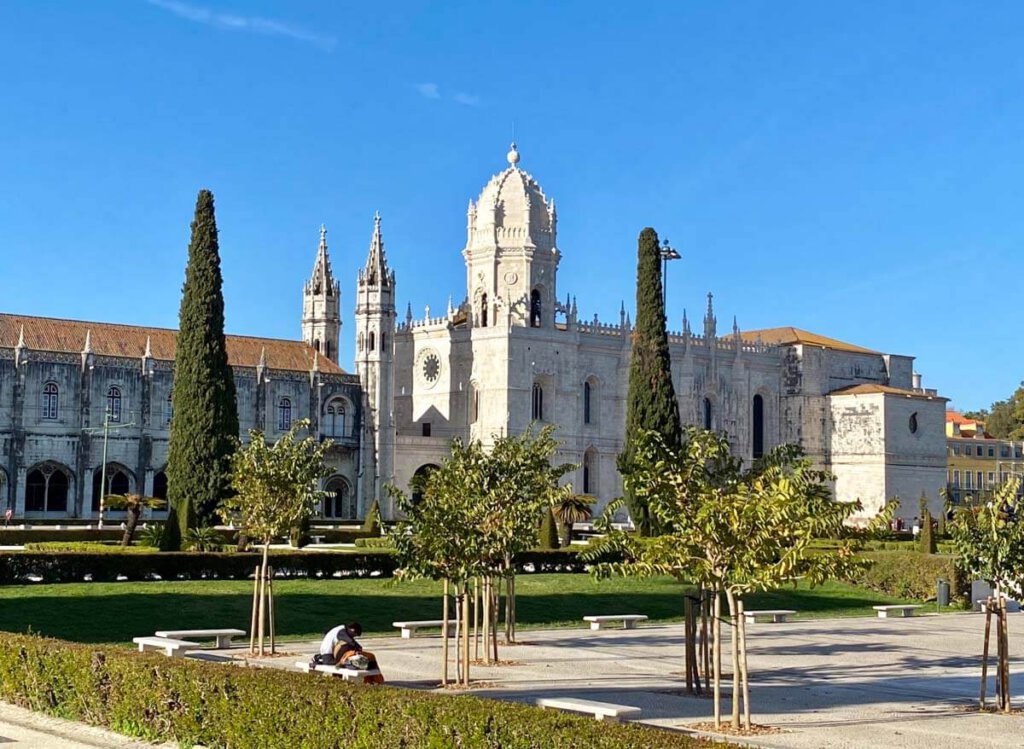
[
  {"xmin": 0, "ymin": 548, "xmax": 591, "ymax": 583},
  {"xmin": 0, "ymin": 633, "xmax": 708, "ymax": 749},
  {"xmin": 854, "ymin": 551, "xmax": 968, "ymax": 604},
  {"xmin": 0, "ymin": 528, "xmax": 124, "ymax": 545}
]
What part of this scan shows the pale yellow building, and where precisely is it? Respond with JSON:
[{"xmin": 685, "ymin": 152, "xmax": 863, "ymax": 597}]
[{"xmin": 946, "ymin": 411, "xmax": 1024, "ymax": 503}]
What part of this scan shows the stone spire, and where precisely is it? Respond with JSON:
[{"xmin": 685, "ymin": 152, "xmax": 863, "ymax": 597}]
[
  {"xmin": 307, "ymin": 224, "xmax": 337, "ymax": 297},
  {"xmin": 360, "ymin": 211, "xmax": 393, "ymax": 288},
  {"xmin": 15, "ymin": 325, "xmax": 27, "ymax": 367},
  {"xmin": 405, "ymin": 302, "xmax": 413, "ymax": 325},
  {"xmin": 80, "ymin": 329, "xmax": 92, "ymax": 371},
  {"xmin": 256, "ymin": 346, "xmax": 268, "ymax": 383},
  {"xmin": 704, "ymin": 292, "xmax": 717, "ymax": 339}
]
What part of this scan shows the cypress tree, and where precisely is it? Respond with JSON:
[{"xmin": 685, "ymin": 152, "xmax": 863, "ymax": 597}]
[
  {"xmin": 165, "ymin": 190, "xmax": 239, "ymax": 546},
  {"xmin": 618, "ymin": 228, "xmax": 682, "ymax": 536},
  {"xmin": 539, "ymin": 506, "xmax": 560, "ymax": 550}
]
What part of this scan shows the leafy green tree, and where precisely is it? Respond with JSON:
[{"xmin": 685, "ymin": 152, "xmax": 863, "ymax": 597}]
[
  {"xmin": 539, "ymin": 507, "xmax": 559, "ymax": 549},
  {"xmin": 590, "ymin": 427, "xmax": 882, "ymax": 730},
  {"xmin": 984, "ymin": 385, "xmax": 1024, "ymax": 439},
  {"xmin": 949, "ymin": 477, "xmax": 1024, "ymax": 712},
  {"xmin": 102, "ymin": 494, "xmax": 165, "ymax": 546},
  {"xmin": 389, "ymin": 425, "xmax": 573, "ymax": 684},
  {"xmin": 618, "ymin": 227, "xmax": 681, "ymax": 536},
  {"xmin": 165, "ymin": 189, "xmax": 239, "ymax": 544},
  {"xmin": 553, "ymin": 493, "xmax": 595, "ymax": 547},
  {"xmin": 222, "ymin": 420, "xmax": 331, "ymax": 655}
]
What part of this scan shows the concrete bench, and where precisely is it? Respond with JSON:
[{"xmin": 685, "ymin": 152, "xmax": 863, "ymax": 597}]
[
  {"xmin": 536, "ymin": 697, "xmax": 641, "ymax": 722},
  {"xmin": 310, "ymin": 535, "xmax": 325, "ymax": 544},
  {"xmin": 583, "ymin": 615, "xmax": 648, "ymax": 631},
  {"xmin": 392, "ymin": 620, "xmax": 456, "ymax": 639},
  {"xmin": 155, "ymin": 628, "xmax": 245, "ymax": 648},
  {"xmin": 743, "ymin": 609, "xmax": 795, "ymax": 624},
  {"xmin": 294, "ymin": 661, "xmax": 381, "ymax": 683},
  {"xmin": 873, "ymin": 605, "xmax": 921, "ymax": 618},
  {"xmin": 133, "ymin": 636, "xmax": 199, "ymax": 657},
  {"xmin": 976, "ymin": 599, "xmax": 1021, "ymax": 614}
]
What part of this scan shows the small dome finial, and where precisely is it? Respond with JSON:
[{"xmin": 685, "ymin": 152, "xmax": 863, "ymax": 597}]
[{"xmin": 507, "ymin": 142, "xmax": 520, "ymax": 167}]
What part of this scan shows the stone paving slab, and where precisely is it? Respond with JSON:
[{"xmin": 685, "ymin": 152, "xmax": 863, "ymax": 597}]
[
  {"xmin": 0, "ymin": 702, "xmax": 172, "ymax": 749},
  {"xmin": 251, "ymin": 612, "xmax": 1024, "ymax": 748}
]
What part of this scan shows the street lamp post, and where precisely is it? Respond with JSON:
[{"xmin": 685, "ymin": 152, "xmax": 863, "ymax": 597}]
[
  {"xmin": 85, "ymin": 408, "xmax": 135, "ymax": 529},
  {"xmin": 659, "ymin": 237, "xmax": 681, "ymax": 308}
]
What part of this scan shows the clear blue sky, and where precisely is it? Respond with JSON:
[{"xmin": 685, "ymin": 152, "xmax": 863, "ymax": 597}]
[{"xmin": 1, "ymin": 1, "xmax": 1021, "ymax": 411}]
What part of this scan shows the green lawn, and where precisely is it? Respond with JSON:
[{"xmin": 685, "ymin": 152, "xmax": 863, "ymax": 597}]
[{"xmin": 0, "ymin": 574, "xmax": 927, "ymax": 645}]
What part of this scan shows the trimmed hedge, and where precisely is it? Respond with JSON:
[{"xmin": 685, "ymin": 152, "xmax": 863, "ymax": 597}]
[
  {"xmin": 855, "ymin": 551, "xmax": 968, "ymax": 605},
  {"xmin": 0, "ymin": 528, "xmax": 123, "ymax": 545},
  {"xmin": 0, "ymin": 548, "xmax": 592, "ymax": 584},
  {"xmin": 0, "ymin": 634, "xmax": 708, "ymax": 749}
]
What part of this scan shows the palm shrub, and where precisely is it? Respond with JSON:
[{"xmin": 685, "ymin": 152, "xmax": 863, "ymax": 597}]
[
  {"xmin": 103, "ymin": 494, "xmax": 166, "ymax": 546},
  {"xmin": 139, "ymin": 525, "xmax": 166, "ymax": 549},
  {"xmin": 184, "ymin": 526, "xmax": 221, "ymax": 552},
  {"xmin": 553, "ymin": 494, "xmax": 595, "ymax": 547}
]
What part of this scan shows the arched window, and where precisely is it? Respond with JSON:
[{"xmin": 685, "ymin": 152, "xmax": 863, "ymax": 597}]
[
  {"xmin": 532, "ymin": 382, "xmax": 544, "ymax": 421},
  {"xmin": 41, "ymin": 382, "xmax": 59, "ymax": 420},
  {"xmin": 324, "ymin": 476, "xmax": 354, "ymax": 519},
  {"xmin": 411, "ymin": 463, "xmax": 440, "ymax": 505},
  {"xmin": 278, "ymin": 397, "xmax": 292, "ymax": 431},
  {"xmin": 314, "ymin": 339, "xmax": 321, "ymax": 353},
  {"xmin": 325, "ymin": 341, "xmax": 332, "ymax": 359},
  {"xmin": 152, "ymin": 471, "xmax": 168, "ymax": 501},
  {"xmin": 92, "ymin": 464, "xmax": 132, "ymax": 511},
  {"xmin": 324, "ymin": 399, "xmax": 348, "ymax": 438},
  {"xmin": 25, "ymin": 463, "xmax": 70, "ymax": 514},
  {"xmin": 481, "ymin": 293, "xmax": 489, "ymax": 327},
  {"xmin": 703, "ymin": 397, "xmax": 713, "ymax": 431},
  {"xmin": 530, "ymin": 289, "xmax": 542, "ymax": 328},
  {"xmin": 583, "ymin": 449, "xmax": 598, "ymax": 494},
  {"xmin": 368, "ymin": 331, "xmax": 376, "ymax": 351},
  {"xmin": 380, "ymin": 332, "xmax": 386, "ymax": 351},
  {"xmin": 583, "ymin": 381, "xmax": 593, "ymax": 425},
  {"xmin": 107, "ymin": 386, "xmax": 122, "ymax": 423},
  {"xmin": 752, "ymin": 394, "xmax": 764, "ymax": 459},
  {"xmin": 358, "ymin": 333, "xmax": 364, "ymax": 352}
]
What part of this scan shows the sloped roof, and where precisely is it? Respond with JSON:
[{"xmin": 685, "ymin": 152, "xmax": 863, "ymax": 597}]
[
  {"xmin": 829, "ymin": 383, "xmax": 946, "ymax": 401},
  {"xmin": 0, "ymin": 313, "xmax": 346, "ymax": 375},
  {"xmin": 740, "ymin": 326, "xmax": 879, "ymax": 355}
]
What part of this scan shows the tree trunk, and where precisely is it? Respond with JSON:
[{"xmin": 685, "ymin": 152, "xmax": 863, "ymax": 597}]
[
  {"xmin": 462, "ymin": 582, "xmax": 471, "ymax": 686},
  {"xmin": 454, "ymin": 593, "xmax": 463, "ymax": 684},
  {"xmin": 713, "ymin": 588, "xmax": 722, "ymax": 729},
  {"xmin": 981, "ymin": 596, "xmax": 992, "ymax": 708},
  {"xmin": 684, "ymin": 593, "xmax": 694, "ymax": 694},
  {"xmin": 491, "ymin": 580, "xmax": 499, "ymax": 662},
  {"xmin": 249, "ymin": 565, "xmax": 259, "ymax": 654},
  {"xmin": 121, "ymin": 506, "xmax": 140, "ymax": 546},
  {"xmin": 482, "ymin": 576, "xmax": 491, "ymax": 665},
  {"xmin": 701, "ymin": 586, "xmax": 711, "ymax": 693},
  {"xmin": 268, "ymin": 564, "xmax": 276, "ymax": 654},
  {"xmin": 738, "ymin": 597, "xmax": 751, "ymax": 730},
  {"xmin": 257, "ymin": 542, "xmax": 270, "ymax": 655},
  {"xmin": 1001, "ymin": 595, "xmax": 1011, "ymax": 712},
  {"xmin": 441, "ymin": 578, "xmax": 450, "ymax": 686},
  {"xmin": 726, "ymin": 589, "xmax": 740, "ymax": 730}
]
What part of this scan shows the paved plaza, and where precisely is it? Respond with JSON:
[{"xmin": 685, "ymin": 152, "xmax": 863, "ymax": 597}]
[{"xmin": 248, "ymin": 611, "xmax": 1024, "ymax": 748}]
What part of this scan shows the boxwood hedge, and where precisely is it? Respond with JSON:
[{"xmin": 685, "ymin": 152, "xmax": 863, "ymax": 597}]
[
  {"xmin": 0, "ymin": 633, "xmax": 708, "ymax": 749},
  {"xmin": 0, "ymin": 548, "xmax": 590, "ymax": 584}
]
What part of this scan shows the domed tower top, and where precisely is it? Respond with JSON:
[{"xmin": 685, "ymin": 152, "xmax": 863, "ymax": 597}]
[{"xmin": 466, "ymin": 143, "xmax": 557, "ymax": 254}]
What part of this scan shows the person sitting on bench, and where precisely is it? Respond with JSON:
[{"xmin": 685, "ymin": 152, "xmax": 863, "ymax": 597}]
[{"xmin": 314, "ymin": 622, "xmax": 384, "ymax": 683}]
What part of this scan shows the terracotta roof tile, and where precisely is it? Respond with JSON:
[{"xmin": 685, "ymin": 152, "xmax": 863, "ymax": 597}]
[
  {"xmin": 0, "ymin": 313, "xmax": 346, "ymax": 375},
  {"xmin": 740, "ymin": 326, "xmax": 879, "ymax": 354}
]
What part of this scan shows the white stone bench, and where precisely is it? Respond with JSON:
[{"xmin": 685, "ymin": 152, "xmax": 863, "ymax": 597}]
[
  {"xmin": 583, "ymin": 615, "xmax": 648, "ymax": 631},
  {"xmin": 392, "ymin": 620, "xmax": 456, "ymax": 639},
  {"xmin": 976, "ymin": 599, "xmax": 1021, "ymax": 614},
  {"xmin": 310, "ymin": 535, "xmax": 325, "ymax": 544},
  {"xmin": 155, "ymin": 628, "xmax": 246, "ymax": 648},
  {"xmin": 133, "ymin": 636, "xmax": 199, "ymax": 657},
  {"xmin": 536, "ymin": 697, "xmax": 641, "ymax": 722},
  {"xmin": 873, "ymin": 605, "xmax": 921, "ymax": 618},
  {"xmin": 743, "ymin": 609, "xmax": 795, "ymax": 624},
  {"xmin": 294, "ymin": 661, "xmax": 381, "ymax": 683}
]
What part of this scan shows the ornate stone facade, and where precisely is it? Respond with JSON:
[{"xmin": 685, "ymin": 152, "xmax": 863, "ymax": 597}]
[{"xmin": 0, "ymin": 145, "xmax": 949, "ymax": 524}]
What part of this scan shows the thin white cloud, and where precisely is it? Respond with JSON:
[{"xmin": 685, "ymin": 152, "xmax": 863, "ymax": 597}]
[
  {"xmin": 415, "ymin": 82, "xmax": 441, "ymax": 100},
  {"xmin": 453, "ymin": 92, "xmax": 481, "ymax": 107},
  {"xmin": 146, "ymin": 0, "xmax": 336, "ymax": 51}
]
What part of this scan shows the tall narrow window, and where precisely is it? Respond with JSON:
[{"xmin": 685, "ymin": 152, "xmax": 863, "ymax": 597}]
[
  {"xmin": 164, "ymin": 392, "xmax": 173, "ymax": 425},
  {"xmin": 152, "ymin": 471, "xmax": 168, "ymax": 501},
  {"xmin": 532, "ymin": 382, "xmax": 544, "ymax": 421},
  {"xmin": 481, "ymin": 293, "xmax": 489, "ymax": 327},
  {"xmin": 25, "ymin": 464, "xmax": 70, "ymax": 514},
  {"xmin": 583, "ymin": 381, "xmax": 592, "ymax": 425},
  {"xmin": 369, "ymin": 331, "xmax": 376, "ymax": 351},
  {"xmin": 752, "ymin": 394, "xmax": 764, "ymax": 459},
  {"xmin": 107, "ymin": 386, "xmax": 122, "ymax": 423},
  {"xmin": 583, "ymin": 450, "xmax": 597, "ymax": 494},
  {"xmin": 468, "ymin": 382, "xmax": 479, "ymax": 424},
  {"xmin": 530, "ymin": 289, "xmax": 542, "ymax": 327},
  {"xmin": 41, "ymin": 382, "xmax": 59, "ymax": 420},
  {"xmin": 380, "ymin": 332, "xmax": 386, "ymax": 351},
  {"xmin": 324, "ymin": 399, "xmax": 347, "ymax": 437},
  {"xmin": 703, "ymin": 398, "xmax": 712, "ymax": 431},
  {"xmin": 278, "ymin": 397, "xmax": 292, "ymax": 430}
]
